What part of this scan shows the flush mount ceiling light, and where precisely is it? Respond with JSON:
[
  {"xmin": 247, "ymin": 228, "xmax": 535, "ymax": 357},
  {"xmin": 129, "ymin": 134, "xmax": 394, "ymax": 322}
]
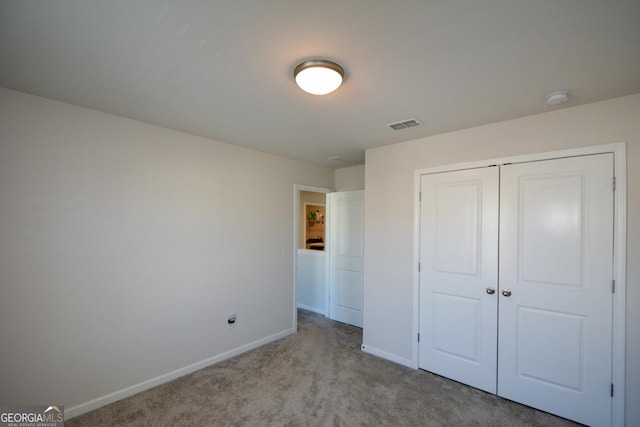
[
  {"xmin": 293, "ymin": 59, "xmax": 344, "ymax": 95},
  {"xmin": 545, "ymin": 90, "xmax": 570, "ymax": 106}
]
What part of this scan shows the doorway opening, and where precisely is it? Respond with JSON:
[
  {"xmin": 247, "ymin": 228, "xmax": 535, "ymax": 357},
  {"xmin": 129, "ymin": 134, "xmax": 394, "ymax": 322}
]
[
  {"xmin": 293, "ymin": 185, "xmax": 366, "ymax": 331},
  {"xmin": 293, "ymin": 185, "xmax": 332, "ymax": 331}
]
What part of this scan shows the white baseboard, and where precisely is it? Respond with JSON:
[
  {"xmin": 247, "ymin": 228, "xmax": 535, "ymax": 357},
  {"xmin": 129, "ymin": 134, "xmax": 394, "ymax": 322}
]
[
  {"xmin": 65, "ymin": 328, "xmax": 295, "ymax": 420},
  {"xmin": 296, "ymin": 303, "xmax": 327, "ymax": 316},
  {"xmin": 361, "ymin": 343, "xmax": 417, "ymax": 369}
]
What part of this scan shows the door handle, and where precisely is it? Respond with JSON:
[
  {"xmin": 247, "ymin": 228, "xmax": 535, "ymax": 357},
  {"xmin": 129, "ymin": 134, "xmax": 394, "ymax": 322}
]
[
  {"xmin": 502, "ymin": 289, "xmax": 512, "ymax": 297},
  {"xmin": 486, "ymin": 287, "xmax": 495, "ymax": 295}
]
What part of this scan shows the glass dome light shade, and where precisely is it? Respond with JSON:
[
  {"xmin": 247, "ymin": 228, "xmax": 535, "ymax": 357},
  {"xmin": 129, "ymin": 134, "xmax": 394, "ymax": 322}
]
[{"xmin": 294, "ymin": 60, "xmax": 344, "ymax": 95}]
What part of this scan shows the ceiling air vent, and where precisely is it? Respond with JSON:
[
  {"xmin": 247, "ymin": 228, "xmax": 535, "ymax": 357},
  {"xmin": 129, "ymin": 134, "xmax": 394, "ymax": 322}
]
[{"xmin": 386, "ymin": 118, "xmax": 422, "ymax": 130}]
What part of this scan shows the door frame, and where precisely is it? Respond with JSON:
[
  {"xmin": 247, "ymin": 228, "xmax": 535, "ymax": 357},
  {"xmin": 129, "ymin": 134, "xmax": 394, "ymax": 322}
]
[
  {"xmin": 293, "ymin": 184, "xmax": 333, "ymax": 331},
  {"xmin": 412, "ymin": 142, "xmax": 627, "ymax": 426}
]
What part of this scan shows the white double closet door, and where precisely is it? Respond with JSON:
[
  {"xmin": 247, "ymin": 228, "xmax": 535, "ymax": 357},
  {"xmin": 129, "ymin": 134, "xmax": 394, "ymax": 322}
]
[{"xmin": 418, "ymin": 154, "xmax": 613, "ymax": 426}]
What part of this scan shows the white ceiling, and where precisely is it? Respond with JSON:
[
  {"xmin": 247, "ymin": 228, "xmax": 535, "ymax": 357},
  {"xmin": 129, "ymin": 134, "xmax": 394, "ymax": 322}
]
[{"xmin": 1, "ymin": 1, "xmax": 639, "ymax": 168}]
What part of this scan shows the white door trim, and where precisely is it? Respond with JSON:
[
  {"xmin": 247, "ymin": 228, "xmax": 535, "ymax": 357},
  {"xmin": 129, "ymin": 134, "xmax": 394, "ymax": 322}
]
[
  {"xmin": 412, "ymin": 142, "xmax": 626, "ymax": 427},
  {"xmin": 293, "ymin": 185, "xmax": 333, "ymax": 332}
]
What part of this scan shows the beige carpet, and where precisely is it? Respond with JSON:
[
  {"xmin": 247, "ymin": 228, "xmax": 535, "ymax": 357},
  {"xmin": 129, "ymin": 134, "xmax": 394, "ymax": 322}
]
[{"xmin": 67, "ymin": 310, "xmax": 580, "ymax": 426}]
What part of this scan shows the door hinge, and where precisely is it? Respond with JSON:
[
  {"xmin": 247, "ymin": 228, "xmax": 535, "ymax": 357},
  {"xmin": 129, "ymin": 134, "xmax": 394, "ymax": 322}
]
[
  {"xmin": 613, "ymin": 177, "xmax": 616, "ymax": 191},
  {"xmin": 419, "ymin": 191, "xmax": 422, "ymax": 202},
  {"xmin": 418, "ymin": 333, "xmax": 420, "ymax": 343},
  {"xmin": 611, "ymin": 383, "xmax": 614, "ymax": 397},
  {"xmin": 418, "ymin": 262, "xmax": 421, "ymax": 272},
  {"xmin": 612, "ymin": 279, "xmax": 616, "ymax": 293}
]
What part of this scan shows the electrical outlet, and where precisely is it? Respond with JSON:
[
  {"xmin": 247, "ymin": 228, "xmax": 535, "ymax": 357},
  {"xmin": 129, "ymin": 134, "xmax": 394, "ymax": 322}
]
[{"xmin": 227, "ymin": 313, "xmax": 236, "ymax": 326}]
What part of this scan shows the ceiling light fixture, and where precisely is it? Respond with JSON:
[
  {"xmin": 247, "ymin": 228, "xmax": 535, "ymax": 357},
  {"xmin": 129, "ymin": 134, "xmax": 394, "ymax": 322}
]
[
  {"xmin": 293, "ymin": 59, "xmax": 344, "ymax": 95},
  {"xmin": 545, "ymin": 90, "xmax": 570, "ymax": 106}
]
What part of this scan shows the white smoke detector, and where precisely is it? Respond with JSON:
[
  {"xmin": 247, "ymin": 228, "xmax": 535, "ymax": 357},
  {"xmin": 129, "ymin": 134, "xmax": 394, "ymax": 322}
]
[{"xmin": 545, "ymin": 91, "xmax": 570, "ymax": 106}]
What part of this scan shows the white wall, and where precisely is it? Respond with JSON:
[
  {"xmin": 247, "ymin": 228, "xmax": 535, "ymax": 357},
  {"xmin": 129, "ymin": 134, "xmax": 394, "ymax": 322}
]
[
  {"xmin": 363, "ymin": 94, "xmax": 640, "ymax": 425},
  {"xmin": 335, "ymin": 165, "xmax": 365, "ymax": 191},
  {"xmin": 0, "ymin": 88, "xmax": 334, "ymax": 416},
  {"xmin": 296, "ymin": 250, "xmax": 326, "ymax": 314}
]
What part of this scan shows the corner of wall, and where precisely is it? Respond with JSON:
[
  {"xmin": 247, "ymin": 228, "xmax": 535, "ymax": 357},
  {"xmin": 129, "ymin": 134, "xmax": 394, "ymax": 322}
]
[{"xmin": 335, "ymin": 165, "xmax": 365, "ymax": 191}]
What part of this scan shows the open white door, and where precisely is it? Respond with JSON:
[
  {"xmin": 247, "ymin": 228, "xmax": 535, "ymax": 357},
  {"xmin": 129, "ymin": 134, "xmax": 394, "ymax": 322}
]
[
  {"xmin": 418, "ymin": 167, "xmax": 499, "ymax": 393},
  {"xmin": 328, "ymin": 190, "xmax": 365, "ymax": 327}
]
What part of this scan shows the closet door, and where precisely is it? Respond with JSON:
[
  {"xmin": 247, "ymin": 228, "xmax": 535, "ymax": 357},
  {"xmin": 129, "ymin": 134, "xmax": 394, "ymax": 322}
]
[
  {"xmin": 419, "ymin": 167, "xmax": 499, "ymax": 393},
  {"xmin": 498, "ymin": 154, "xmax": 614, "ymax": 427}
]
